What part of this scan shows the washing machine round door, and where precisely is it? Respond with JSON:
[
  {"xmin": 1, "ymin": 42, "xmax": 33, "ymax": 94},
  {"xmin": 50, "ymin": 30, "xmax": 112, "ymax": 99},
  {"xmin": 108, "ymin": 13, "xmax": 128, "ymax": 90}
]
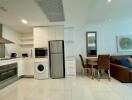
[{"xmin": 37, "ymin": 64, "xmax": 45, "ymax": 73}]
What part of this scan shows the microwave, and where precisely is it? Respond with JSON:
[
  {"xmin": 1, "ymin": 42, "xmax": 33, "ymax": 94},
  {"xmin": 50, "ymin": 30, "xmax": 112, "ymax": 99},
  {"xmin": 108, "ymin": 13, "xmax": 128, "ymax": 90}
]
[{"xmin": 35, "ymin": 48, "xmax": 48, "ymax": 58}]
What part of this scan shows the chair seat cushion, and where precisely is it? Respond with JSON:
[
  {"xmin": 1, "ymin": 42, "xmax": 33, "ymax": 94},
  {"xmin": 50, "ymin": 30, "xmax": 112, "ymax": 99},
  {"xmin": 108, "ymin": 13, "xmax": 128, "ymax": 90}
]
[{"xmin": 116, "ymin": 59, "xmax": 132, "ymax": 69}]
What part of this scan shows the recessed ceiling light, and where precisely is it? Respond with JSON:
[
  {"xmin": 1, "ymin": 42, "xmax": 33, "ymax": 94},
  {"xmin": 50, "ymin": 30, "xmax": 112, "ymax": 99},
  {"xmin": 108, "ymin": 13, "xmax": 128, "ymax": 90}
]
[
  {"xmin": 107, "ymin": 0, "xmax": 112, "ymax": 3},
  {"xmin": 21, "ymin": 19, "xmax": 28, "ymax": 24}
]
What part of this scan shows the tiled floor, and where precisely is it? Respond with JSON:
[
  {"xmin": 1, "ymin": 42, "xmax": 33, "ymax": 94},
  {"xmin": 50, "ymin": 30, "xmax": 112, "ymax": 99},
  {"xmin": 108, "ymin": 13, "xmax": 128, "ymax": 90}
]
[{"xmin": 0, "ymin": 75, "xmax": 132, "ymax": 100}]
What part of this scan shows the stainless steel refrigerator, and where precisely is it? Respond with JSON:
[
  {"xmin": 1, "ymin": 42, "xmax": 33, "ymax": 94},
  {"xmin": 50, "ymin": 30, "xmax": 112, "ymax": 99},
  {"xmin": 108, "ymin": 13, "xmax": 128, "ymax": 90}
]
[{"xmin": 49, "ymin": 40, "xmax": 65, "ymax": 79}]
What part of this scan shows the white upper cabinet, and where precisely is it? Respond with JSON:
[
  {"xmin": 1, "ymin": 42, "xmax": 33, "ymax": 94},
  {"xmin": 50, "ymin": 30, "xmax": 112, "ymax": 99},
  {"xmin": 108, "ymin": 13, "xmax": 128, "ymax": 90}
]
[
  {"xmin": 48, "ymin": 26, "xmax": 56, "ymax": 40},
  {"xmin": 34, "ymin": 27, "xmax": 48, "ymax": 48},
  {"xmin": 33, "ymin": 26, "xmax": 64, "ymax": 48},
  {"xmin": 55, "ymin": 26, "xmax": 64, "ymax": 40},
  {"xmin": 48, "ymin": 26, "xmax": 64, "ymax": 40}
]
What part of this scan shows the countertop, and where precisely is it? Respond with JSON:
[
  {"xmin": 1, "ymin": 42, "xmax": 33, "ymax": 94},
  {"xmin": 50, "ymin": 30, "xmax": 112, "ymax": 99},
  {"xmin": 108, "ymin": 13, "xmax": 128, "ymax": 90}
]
[
  {"xmin": 0, "ymin": 56, "xmax": 76, "ymax": 66},
  {"xmin": 0, "ymin": 58, "xmax": 22, "ymax": 66},
  {"xmin": 0, "ymin": 57, "xmax": 36, "ymax": 66}
]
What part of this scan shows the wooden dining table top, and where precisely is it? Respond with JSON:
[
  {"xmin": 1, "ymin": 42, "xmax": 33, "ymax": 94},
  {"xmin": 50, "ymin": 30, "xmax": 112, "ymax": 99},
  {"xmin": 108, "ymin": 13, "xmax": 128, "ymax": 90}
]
[
  {"xmin": 85, "ymin": 57, "xmax": 98, "ymax": 62},
  {"xmin": 88, "ymin": 61, "xmax": 97, "ymax": 66}
]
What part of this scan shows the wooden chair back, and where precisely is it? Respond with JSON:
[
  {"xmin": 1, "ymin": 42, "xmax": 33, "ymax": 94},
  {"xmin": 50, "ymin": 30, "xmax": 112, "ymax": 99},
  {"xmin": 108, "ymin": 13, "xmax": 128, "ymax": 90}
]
[
  {"xmin": 79, "ymin": 54, "xmax": 85, "ymax": 68},
  {"xmin": 98, "ymin": 55, "xmax": 110, "ymax": 70}
]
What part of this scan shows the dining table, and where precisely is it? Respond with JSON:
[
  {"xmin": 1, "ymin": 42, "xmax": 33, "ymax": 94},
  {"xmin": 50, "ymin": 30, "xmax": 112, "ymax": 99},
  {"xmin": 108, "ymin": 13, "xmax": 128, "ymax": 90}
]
[
  {"xmin": 85, "ymin": 57, "xmax": 98, "ymax": 79},
  {"xmin": 85, "ymin": 56, "xmax": 98, "ymax": 61}
]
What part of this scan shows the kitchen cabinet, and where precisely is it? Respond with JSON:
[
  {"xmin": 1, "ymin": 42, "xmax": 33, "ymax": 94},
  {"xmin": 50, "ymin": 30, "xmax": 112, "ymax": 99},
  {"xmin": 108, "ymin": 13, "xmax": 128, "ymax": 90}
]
[
  {"xmin": 65, "ymin": 57, "xmax": 76, "ymax": 77},
  {"xmin": 17, "ymin": 59, "xmax": 24, "ymax": 77},
  {"xmin": 22, "ymin": 58, "xmax": 34, "ymax": 76},
  {"xmin": 34, "ymin": 26, "xmax": 64, "ymax": 47},
  {"xmin": 0, "ymin": 58, "xmax": 24, "ymax": 77},
  {"xmin": 48, "ymin": 26, "xmax": 64, "ymax": 40},
  {"xmin": 0, "ymin": 62, "xmax": 18, "ymax": 89},
  {"xmin": 0, "ymin": 58, "xmax": 34, "ymax": 77},
  {"xmin": 55, "ymin": 26, "xmax": 64, "ymax": 40},
  {"xmin": 18, "ymin": 58, "xmax": 34, "ymax": 76},
  {"xmin": 48, "ymin": 26, "xmax": 56, "ymax": 40},
  {"xmin": 34, "ymin": 27, "xmax": 48, "ymax": 47}
]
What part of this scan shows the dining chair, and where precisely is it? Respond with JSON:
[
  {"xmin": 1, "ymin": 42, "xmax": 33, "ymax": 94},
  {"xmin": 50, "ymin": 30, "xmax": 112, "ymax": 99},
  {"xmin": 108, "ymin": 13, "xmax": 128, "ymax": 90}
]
[
  {"xmin": 79, "ymin": 54, "xmax": 92, "ymax": 75},
  {"xmin": 94, "ymin": 55, "xmax": 111, "ymax": 81}
]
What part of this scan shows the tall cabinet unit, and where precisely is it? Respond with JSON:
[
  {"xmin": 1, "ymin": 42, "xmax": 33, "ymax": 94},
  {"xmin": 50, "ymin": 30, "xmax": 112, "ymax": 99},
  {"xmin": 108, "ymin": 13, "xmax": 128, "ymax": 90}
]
[{"xmin": 33, "ymin": 25, "xmax": 65, "ymax": 78}]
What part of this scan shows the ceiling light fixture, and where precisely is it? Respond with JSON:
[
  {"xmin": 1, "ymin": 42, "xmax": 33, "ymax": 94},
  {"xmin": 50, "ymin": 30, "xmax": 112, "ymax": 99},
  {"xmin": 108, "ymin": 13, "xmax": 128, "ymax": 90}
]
[
  {"xmin": 107, "ymin": 0, "xmax": 112, "ymax": 3},
  {"xmin": 21, "ymin": 19, "xmax": 28, "ymax": 24}
]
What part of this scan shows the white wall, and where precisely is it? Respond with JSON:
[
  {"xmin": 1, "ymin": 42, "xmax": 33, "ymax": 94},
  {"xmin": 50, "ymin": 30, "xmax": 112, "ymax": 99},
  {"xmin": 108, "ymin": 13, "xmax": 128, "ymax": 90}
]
[
  {"xmin": 3, "ymin": 25, "xmax": 21, "ymax": 57},
  {"xmin": 20, "ymin": 33, "xmax": 34, "ymax": 57},
  {"xmin": 64, "ymin": 28, "xmax": 75, "ymax": 57},
  {"xmin": 73, "ymin": 20, "xmax": 132, "ymax": 72}
]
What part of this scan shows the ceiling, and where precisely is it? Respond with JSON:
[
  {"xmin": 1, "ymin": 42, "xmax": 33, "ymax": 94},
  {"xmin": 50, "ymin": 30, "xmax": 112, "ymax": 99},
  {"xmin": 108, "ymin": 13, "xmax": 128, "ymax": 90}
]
[
  {"xmin": 0, "ymin": 0, "xmax": 64, "ymax": 34},
  {"xmin": 35, "ymin": 0, "xmax": 65, "ymax": 22},
  {"xmin": 63, "ymin": 0, "xmax": 132, "ymax": 29},
  {"xmin": 0, "ymin": 0, "xmax": 132, "ymax": 34}
]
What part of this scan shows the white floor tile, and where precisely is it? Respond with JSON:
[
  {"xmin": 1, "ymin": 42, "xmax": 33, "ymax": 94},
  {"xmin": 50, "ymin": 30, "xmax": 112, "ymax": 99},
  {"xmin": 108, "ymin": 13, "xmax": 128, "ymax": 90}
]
[{"xmin": 0, "ymin": 76, "xmax": 132, "ymax": 100}]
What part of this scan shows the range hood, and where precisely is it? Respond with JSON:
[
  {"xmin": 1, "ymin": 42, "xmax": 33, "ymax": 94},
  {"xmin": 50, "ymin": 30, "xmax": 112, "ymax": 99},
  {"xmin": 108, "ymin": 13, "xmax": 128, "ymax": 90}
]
[{"xmin": 0, "ymin": 24, "xmax": 14, "ymax": 44}]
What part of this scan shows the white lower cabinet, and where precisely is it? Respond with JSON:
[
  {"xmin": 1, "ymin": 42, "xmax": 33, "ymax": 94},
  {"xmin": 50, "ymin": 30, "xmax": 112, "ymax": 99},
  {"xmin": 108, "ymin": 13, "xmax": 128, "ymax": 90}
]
[
  {"xmin": 65, "ymin": 58, "xmax": 76, "ymax": 77},
  {"xmin": 17, "ymin": 59, "xmax": 24, "ymax": 77},
  {"xmin": 17, "ymin": 58, "xmax": 34, "ymax": 76},
  {"xmin": 23, "ymin": 58, "xmax": 34, "ymax": 76}
]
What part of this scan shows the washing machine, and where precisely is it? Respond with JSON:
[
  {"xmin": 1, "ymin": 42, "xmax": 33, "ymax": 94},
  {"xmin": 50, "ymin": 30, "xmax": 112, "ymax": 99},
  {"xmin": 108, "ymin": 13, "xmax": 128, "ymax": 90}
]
[{"xmin": 34, "ymin": 59, "xmax": 49, "ymax": 80}]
